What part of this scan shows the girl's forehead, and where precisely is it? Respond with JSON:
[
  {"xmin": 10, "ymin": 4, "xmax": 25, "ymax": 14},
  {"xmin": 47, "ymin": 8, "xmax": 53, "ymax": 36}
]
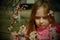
[{"xmin": 35, "ymin": 7, "xmax": 48, "ymax": 17}]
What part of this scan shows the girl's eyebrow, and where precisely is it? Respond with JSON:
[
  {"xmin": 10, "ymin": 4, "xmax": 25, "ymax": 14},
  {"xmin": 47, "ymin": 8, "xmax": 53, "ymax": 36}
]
[
  {"xmin": 35, "ymin": 16, "xmax": 49, "ymax": 19},
  {"xmin": 35, "ymin": 16, "xmax": 41, "ymax": 19},
  {"xmin": 35, "ymin": 16, "xmax": 40, "ymax": 17},
  {"xmin": 35, "ymin": 15, "xmax": 49, "ymax": 17}
]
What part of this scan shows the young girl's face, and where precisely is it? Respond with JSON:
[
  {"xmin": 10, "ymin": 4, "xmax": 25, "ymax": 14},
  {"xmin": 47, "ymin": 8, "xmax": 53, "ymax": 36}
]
[{"xmin": 35, "ymin": 6, "xmax": 49, "ymax": 28}]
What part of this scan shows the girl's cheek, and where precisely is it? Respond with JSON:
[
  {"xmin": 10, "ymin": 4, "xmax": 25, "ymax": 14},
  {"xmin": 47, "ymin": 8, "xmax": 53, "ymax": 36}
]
[{"xmin": 35, "ymin": 19, "xmax": 40, "ymax": 24}]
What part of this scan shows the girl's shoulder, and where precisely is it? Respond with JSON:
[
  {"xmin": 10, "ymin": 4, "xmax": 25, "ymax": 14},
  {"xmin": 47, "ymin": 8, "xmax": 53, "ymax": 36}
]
[{"xmin": 53, "ymin": 24, "xmax": 60, "ymax": 34}]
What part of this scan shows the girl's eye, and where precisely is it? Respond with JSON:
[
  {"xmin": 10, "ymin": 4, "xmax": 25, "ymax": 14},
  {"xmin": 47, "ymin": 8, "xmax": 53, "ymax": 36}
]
[
  {"xmin": 35, "ymin": 16, "xmax": 49, "ymax": 19},
  {"xmin": 35, "ymin": 17, "xmax": 40, "ymax": 19},
  {"xmin": 43, "ymin": 16, "xmax": 49, "ymax": 19},
  {"xmin": 43, "ymin": 17, "xmax": 47, "ymax": 19}
]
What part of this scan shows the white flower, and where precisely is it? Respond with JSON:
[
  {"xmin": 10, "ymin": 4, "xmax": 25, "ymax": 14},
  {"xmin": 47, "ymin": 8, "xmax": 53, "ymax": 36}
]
[
  {"xmin": 29, "ymin": 31, "xmax": 37, "ymax": 40},
  {"xmin": 18, "ymin": 25, "xmax": 26, "ymax": 35},
  {"xmin": 8, "ymin": 26, "xmax": 13, "ymax": 31},
  {"xmin": 48, "ymin": 10, "xmax": 54, "ymax": 16}
]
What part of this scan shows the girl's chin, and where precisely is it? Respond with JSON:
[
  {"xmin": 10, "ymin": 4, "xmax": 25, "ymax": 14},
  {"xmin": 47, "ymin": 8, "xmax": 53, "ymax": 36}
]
[{"xmin": 37, "ymin": 25, "xmax": 48, "ymax": 28}]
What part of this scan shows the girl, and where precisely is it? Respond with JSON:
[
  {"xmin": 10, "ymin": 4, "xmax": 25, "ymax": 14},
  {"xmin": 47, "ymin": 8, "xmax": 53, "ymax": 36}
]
[{"xmin": 24, "ymin": 0, "xmax": 60, "ymax": 40}]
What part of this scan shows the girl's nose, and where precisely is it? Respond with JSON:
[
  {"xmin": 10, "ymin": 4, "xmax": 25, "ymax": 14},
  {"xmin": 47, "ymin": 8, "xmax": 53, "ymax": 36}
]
[{"xmin": 39, "ymin": 18, "xmax": 44, "ymax": 23}]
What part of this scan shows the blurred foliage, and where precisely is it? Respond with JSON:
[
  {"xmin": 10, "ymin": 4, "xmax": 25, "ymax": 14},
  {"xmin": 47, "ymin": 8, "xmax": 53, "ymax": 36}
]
[
  {"xmin": 0, "ymin": 0, "xmax": 20, "ymax": 7},
  {"xmin": 0, "ymin": 0, "xmax": 21, "ymax": 40}
]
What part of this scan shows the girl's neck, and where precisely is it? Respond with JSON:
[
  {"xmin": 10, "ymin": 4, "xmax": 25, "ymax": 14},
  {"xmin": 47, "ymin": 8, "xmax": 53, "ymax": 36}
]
[{"xmin": 36, "ymin": 24, "xmax": 51, "ymax": 31}]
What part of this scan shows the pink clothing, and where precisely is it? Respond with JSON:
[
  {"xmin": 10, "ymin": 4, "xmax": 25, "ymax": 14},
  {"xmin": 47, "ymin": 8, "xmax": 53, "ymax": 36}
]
[
  {"xmin": 21, "ymin": 25, "xmax": 60, "ymax": 40},
  {"xmin": 55, "ymin": 25, "xmax": 60, "ymax": 34},
  {"xmin": 36, "ymin": 25, "xmax": 60, "ymax": 40},
  {"xmin": 37, "ymin": 26, "xmax": 50, "ymax": 40}
]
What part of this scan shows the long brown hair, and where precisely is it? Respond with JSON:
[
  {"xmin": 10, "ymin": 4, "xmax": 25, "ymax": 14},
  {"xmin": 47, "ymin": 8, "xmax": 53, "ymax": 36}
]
[{"xmin": 26, "ymin": 0, "xmax": 55, "ymax": 39}]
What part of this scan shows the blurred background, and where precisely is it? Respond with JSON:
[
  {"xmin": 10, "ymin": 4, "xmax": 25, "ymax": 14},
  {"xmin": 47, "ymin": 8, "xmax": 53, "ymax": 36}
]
[{"xmin": 0, "ymin": 0, "xmax": 60, "ymax": 40}]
